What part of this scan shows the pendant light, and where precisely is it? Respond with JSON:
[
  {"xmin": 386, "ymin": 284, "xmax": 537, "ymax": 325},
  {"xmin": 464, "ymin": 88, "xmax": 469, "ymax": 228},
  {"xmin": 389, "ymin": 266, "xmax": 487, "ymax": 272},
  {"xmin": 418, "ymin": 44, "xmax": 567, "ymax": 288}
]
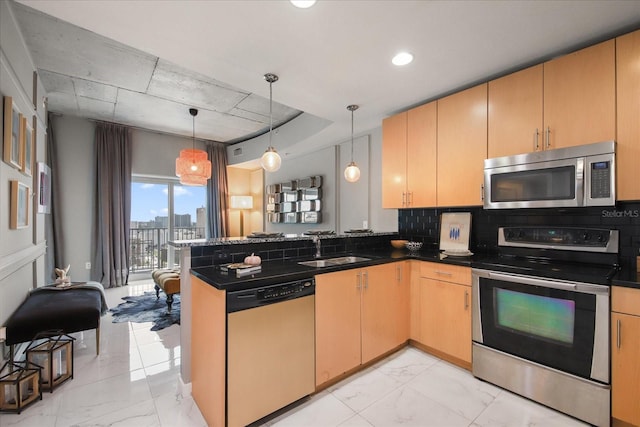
[
  {"xmin": 344, "ymin": 104, "xmax": 361, "ymax": 183},
  {"xmin": 175, "ymin": 108, "xmax": 212, "ymax": 186},
  {"xmin": 260, "ymin": 73, "xmax": 282, "ymax": 172}
]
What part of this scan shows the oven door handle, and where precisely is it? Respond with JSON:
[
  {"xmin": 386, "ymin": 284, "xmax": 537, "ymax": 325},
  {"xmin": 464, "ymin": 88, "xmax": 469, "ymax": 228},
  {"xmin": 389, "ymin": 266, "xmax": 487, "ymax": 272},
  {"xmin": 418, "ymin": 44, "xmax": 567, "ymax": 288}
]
[{"xmin": 486, "ymin": 271, "xmax": 608, "ymax": 295}]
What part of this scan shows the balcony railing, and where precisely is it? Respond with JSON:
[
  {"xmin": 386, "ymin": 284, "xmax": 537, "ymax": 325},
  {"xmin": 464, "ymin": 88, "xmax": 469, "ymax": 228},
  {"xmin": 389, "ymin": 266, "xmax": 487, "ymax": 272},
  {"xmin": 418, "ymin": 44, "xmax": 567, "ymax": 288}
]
[{"xmin": 129, "ymin": 226, "xmax": 204, "ymax": 272}]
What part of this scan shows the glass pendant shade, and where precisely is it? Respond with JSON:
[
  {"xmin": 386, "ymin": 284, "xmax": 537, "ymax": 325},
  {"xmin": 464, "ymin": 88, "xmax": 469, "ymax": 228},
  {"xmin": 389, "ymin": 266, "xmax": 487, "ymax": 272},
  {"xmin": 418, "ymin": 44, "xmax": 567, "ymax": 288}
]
[
  {"xmin": 344, "ymin": 104, "xmax": 360, "ymax": 183},
  {"xmin": 262, "ymin": 73, "xmax": 281, "ymax": 172},
  {"xmin": 176, "ymin": 149, "xmax": 212, "ymax": 186},
  {"xmin": 176, "ymin": 108, "xmax": 211, "ymax": 186},
  {"xmin": 261, "ymin": 147, "xmax": 282, "ymax": 172},
  {"xmin": 344, "ymin": 161, "xmax": 361, "ymax": 183}
]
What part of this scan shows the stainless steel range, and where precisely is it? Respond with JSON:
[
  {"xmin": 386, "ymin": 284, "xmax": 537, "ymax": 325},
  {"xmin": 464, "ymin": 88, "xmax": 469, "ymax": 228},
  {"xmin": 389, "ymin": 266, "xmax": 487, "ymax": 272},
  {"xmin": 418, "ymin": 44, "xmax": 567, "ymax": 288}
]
[{"xmin": 472, "ymin": 226, "xmax": 619, "ymax": 427}]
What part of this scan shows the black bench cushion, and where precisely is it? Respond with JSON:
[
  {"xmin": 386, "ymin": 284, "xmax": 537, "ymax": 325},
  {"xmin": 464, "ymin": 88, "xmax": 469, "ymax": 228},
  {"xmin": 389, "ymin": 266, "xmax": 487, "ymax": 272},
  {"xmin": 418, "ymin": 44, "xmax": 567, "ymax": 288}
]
[{"xmin": 5, "ymin": 289, "xmax": 102, "ymax": 345}]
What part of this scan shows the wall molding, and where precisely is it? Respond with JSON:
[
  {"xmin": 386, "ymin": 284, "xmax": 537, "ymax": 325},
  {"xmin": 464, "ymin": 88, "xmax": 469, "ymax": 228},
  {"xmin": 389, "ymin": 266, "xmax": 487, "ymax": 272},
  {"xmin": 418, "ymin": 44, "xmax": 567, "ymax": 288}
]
[{"xmin": 0, "ymin": 242, "xmax": 46, "ymax": 282}]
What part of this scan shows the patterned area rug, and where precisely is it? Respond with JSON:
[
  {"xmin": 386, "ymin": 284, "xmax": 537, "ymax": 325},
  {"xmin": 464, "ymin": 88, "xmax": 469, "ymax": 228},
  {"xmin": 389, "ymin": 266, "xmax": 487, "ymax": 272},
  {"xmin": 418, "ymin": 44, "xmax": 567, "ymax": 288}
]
[{"xmin": 109, "ymin": 291, "xmax": 180, "ymax": 331}]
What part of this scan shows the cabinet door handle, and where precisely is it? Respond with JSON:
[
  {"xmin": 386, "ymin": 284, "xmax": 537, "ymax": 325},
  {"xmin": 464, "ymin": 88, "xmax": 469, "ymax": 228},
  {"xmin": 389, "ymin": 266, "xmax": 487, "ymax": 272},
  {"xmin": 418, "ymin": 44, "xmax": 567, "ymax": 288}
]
[
  {"xmin": 402, "ymin": 192, "xmax": 406, "ymax": 207},
  {"xmin": 617, "ymin": 319, "xmax": 621, "ymax": 349},
  {"xmin": 534, "ymin": 128, "xmax": 540, "ymax": 151},
  {"xmin": 409, "ymin": 191, "xmax": 413, "ymax": 206},
  {"xmin": 481, "ymin": 184, "xmax": 484, "ymax": 201},
  {"xmin": 435, "ymin": 271, "xmax": 453, "ymax": 277},
  {"xmin": 356, "ymin": 272, "xmax": 361, "ymax": 290},
  {"xmin": 363, "ymin": 271, "xmax": 368, "ymax": 289},
  {"xmin": 545, "ymin": 126, "xmax": 551, "ymax": 149},
  {"xmin": 464, "ymin": 290, "xmax": 469, "ymax": 310}
]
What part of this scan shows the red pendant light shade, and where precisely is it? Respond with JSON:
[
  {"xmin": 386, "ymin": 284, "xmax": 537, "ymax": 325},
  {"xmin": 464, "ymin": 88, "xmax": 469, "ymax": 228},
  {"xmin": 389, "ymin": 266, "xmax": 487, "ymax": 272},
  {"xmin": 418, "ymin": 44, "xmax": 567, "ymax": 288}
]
[{"xmin": 176, "ymin": 108, "xmax": 211, "ymax": 186}]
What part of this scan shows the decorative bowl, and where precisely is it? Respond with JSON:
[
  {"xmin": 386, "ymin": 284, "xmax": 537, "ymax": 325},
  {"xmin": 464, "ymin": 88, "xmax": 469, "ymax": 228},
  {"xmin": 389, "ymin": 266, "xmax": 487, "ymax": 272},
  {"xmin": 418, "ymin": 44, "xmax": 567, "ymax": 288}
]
[
  {"xmin": 405, "ymin": 241, "xmax": 423, "ymax": 251},
  {"xmin": 391, "ymin": 239, "xmax": 408, "ymax": 249}
]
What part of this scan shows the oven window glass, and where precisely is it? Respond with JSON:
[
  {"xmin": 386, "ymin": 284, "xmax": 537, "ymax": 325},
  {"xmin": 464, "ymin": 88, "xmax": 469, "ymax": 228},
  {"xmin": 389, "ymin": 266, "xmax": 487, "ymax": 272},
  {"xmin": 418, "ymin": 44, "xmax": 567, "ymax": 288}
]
[
  {"xmin": 491, "ymin": 166, "xmax": 575, "ymax": 202},
  {"xmin": 478, "ymin": 277, "xmax": 598, "ymax": 381},
  {"xmin": 495, "ymin": 289, "xmax": 575, "ymax": 345}
]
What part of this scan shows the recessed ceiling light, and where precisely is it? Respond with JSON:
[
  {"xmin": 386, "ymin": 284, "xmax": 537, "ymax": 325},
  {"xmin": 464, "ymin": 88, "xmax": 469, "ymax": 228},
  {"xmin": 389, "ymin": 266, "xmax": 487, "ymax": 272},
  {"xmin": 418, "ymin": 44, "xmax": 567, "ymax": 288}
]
[
  {"xmin": 392, "ymin": 52, "xmax": 414, "ymax": 66},
  {"xmin": 290, "ymin": 0, "xmax": 316, "ymax": 8}
]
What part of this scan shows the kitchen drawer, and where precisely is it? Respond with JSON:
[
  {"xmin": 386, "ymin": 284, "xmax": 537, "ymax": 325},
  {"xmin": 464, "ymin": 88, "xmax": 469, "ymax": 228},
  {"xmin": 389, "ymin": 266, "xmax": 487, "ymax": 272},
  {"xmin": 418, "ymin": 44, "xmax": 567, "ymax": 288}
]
[
  {"xmin": 419, "ymin": 261, "xmax": 471, "ymax": 286},
  {"xmin": 612, "ymin": 286, "xmax": 640, "ymax": 317}
]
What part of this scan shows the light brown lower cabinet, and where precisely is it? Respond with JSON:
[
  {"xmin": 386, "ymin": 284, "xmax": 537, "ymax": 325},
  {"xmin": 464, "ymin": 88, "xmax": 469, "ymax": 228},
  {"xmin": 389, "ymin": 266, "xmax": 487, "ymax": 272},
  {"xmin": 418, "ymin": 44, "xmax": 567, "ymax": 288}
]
[
  {"xmin": 413, "ymin": 261, "xmax": 472, "ymax": 369},
  {"xmin": 611, "ymin": 286, "xmax": 640, "ymax": 427},
  {"xmin": 315, "ymin": 262, "xmax": 409, "ymax": 387}
]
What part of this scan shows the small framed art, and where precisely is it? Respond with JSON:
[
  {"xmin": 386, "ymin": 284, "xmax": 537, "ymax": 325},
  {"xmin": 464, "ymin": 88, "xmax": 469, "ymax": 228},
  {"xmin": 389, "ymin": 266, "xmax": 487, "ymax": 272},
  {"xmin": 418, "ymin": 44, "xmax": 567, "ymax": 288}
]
[
  {"xmin": 36, "ymin": 162, "xmax": 51, "ymax": 214},
  {"xmin": 21, "ymin": 116, "xmax": 34, "ymax": 176},
  {"xmin": 10, "ymin": 180, "xmax": 30, "ymax": 229},
  {"xmin": 3, "ymin": 96, "xmax": 23, "ymax": 170}
]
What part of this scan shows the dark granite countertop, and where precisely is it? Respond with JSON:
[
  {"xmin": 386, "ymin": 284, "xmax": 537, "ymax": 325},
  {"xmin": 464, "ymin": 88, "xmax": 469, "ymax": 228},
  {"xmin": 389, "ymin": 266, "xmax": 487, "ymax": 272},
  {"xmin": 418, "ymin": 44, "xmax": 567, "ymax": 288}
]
[
  {"xmin": 190, "ymin": 247, "xmax": 640, "ymax": 292},
  {"xmin": 190, "ymin": 248, "xmax": 476, "ymax": 292}
]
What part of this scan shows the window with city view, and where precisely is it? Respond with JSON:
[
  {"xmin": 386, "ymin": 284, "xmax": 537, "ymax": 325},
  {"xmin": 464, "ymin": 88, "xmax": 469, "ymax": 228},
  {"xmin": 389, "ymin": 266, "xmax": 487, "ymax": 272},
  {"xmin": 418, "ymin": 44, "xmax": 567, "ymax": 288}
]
[{"xmin": 129, "ymin": 181, "xmax": 207, "ymax": 273}]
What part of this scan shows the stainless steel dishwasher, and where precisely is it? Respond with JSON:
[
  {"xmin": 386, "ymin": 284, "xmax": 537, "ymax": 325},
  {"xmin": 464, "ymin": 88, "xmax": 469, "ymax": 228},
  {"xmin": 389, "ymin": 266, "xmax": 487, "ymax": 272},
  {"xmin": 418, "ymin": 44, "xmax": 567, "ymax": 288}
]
[{"xmin": 226, "ymin": 278, "xmax": 315, "ymax": 427}]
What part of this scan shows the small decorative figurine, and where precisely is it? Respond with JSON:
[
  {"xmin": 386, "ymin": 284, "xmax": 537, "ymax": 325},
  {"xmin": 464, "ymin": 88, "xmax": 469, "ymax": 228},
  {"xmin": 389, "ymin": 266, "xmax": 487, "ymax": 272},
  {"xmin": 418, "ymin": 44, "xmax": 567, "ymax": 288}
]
[{"xmin": 54, "ymin": 264, "xmax": 71, "ymax": 285}]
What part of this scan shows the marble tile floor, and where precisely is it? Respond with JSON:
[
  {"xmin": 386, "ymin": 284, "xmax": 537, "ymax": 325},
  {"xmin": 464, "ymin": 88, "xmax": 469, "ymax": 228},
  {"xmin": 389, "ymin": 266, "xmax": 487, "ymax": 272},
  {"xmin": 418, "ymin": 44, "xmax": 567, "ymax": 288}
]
[{"xmin": 1, "ymin": 281, "xmax": 590, "ymax": 427}]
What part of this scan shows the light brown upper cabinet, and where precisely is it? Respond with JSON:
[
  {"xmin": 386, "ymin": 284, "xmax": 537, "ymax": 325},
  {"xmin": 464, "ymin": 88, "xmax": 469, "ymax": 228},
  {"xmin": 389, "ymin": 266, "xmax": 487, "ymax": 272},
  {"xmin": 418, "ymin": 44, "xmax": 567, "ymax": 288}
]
[
  {"xmin": 616, "ymin": 29, "xmax": 640, "ymax": 201},
  {"xmin": 489, "ymin": 40, "xmax": 615, "ymax": 158},
  {"xmin": 437, "ymin": 84, "xmax": 488, "ymax": 207},
  {"xmin": 488, "ymin": 64, "xmax": 544, "ymax": 158},
  {"xmin": 543, "ymin": 39, "xmax": 616, "ymax": 150},
  {"xmin": 382, "ymin": 102, "xmax": 437, "ymax": 208}
]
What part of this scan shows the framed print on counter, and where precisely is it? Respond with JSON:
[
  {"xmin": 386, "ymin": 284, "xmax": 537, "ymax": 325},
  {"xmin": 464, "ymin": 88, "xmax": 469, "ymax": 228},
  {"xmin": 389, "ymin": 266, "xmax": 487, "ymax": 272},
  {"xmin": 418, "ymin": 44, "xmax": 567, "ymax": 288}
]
[
  {"xmin": 10, "ymin": 180, "xmax": 29, "ymax": 229},
  {"xmin": 3, "ymin": 96, "xmax": 23, "ymax": 170}
]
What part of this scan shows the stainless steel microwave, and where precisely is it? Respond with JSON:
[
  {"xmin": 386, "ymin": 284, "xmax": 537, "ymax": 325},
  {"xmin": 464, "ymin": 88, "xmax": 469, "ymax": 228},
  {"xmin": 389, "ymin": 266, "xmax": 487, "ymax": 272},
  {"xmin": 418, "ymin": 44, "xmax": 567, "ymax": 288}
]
[{"xmin": 483, "ymin": 141, "xmax": 615, "ymax": 209}]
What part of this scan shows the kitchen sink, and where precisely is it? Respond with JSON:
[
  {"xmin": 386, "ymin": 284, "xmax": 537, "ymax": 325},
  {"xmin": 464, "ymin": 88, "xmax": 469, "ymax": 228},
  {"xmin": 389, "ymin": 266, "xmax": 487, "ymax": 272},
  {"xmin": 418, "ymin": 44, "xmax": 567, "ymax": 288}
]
[{"xmin": 298, "ymin": 256, "xmax": 371, "ymax": 268}]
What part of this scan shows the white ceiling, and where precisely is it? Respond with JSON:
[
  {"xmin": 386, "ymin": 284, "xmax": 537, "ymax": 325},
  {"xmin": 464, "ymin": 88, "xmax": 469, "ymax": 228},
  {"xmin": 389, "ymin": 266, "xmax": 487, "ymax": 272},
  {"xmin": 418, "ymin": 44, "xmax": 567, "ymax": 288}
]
[{"xmin": 12, "ymin": 0, "xmax": 640, "ymax": 160}]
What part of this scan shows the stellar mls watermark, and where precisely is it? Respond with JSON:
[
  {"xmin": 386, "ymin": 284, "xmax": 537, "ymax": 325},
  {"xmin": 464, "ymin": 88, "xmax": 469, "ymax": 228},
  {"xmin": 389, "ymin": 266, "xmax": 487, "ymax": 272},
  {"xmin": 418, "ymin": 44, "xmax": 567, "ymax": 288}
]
[{"xmin": 601, "ymin": 209, "xmax": 640, "ymax": 218}]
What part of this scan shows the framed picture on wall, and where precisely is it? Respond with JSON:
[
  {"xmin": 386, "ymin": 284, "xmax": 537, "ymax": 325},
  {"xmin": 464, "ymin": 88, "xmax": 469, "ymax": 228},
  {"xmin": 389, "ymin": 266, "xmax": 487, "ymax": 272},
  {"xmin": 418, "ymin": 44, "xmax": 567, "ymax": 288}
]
[
  {"xmin": 37, "ymin": 162, "xmax": 51, "ymax": 214},
  {"xmin": 3, "ymin": 96, "xmax": 23, "ymax": 170},
  {"xmin": 10, "ymin": 180, "xmax": 30, "ymax": 229},
  {"xmin": 22, "ymin": 115, "xmax": 34, "ymax": 176}
]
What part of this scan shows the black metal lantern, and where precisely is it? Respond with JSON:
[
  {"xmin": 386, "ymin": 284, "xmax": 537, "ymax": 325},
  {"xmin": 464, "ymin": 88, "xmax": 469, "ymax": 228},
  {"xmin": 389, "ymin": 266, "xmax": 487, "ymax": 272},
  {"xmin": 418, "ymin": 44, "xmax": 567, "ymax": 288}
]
[
  {"xmin": 26, "ymin": 333, "xmax": 75, "ymax": 392},
  {"xmin": 0, "ymin": 361, "xmax": 42, "ymax": 413}
]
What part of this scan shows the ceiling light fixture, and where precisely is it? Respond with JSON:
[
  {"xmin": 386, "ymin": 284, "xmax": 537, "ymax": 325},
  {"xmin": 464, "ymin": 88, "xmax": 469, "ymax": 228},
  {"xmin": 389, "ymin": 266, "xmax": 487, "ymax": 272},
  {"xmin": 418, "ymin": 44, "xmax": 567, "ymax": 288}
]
[
  {"xmin": 290, "ymin": 0, "xmax": 316, "ymax": 8},
  {"xmin": 175, "ymin": 108, "xmax": 211, "ymax": 186},
  {"xmin": 392, "ymin": 51, "xmax": 414, "ymax": 66},
  {"xmin": 261, "ymin": 73, "xmax": 282, "ymax": 172},
  {"xmin": 344, "ymin": 104, "xmax": 361, "ymax": 183}
]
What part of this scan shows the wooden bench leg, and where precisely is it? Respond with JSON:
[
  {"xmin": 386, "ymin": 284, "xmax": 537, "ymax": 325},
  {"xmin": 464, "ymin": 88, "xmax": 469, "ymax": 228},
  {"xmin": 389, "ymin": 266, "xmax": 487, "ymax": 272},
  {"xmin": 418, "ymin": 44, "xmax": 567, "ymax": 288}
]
[
  {"xmin": 155, "ymin": 284, "xmax": 160, "ymax": 299},
  {"xmin": 166, "ymin": 294, "xmax": 174, "ymax": 313},
  {"xmin": 96, "ymin": 321, "xmax": 100, "ymax": 356}
]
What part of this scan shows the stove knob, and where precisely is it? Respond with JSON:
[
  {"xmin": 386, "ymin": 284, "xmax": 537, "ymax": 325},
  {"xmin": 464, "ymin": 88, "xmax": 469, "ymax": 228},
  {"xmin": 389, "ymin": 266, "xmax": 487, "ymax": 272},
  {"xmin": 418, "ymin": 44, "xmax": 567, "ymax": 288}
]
[
  {"xmin": 597, "ymin": 233, "xmax": 604, "ymax": 242},
  {"xmin": 506, "ymin": 230, "xmax": 514, "ymax": 239},
  {"xmin": 582, "ymin": 232, "xmax": 591, "ymax": 241}
]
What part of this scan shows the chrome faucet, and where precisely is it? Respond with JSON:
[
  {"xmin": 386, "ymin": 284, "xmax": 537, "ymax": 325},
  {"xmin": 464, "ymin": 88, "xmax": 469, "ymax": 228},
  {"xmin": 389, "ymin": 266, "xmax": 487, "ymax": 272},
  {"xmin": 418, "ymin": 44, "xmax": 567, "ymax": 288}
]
[{"xmin": 313, "ymin": 236, "xmax": 322, "ymax": 258}]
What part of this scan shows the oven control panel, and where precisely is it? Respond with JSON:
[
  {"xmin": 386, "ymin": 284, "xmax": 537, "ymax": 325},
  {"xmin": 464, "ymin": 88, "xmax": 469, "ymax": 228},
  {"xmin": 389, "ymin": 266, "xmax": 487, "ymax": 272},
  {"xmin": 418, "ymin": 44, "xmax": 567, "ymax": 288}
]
[{"xmin": 499, "ymin": 227, "xmax": 619, "ymax": 253}]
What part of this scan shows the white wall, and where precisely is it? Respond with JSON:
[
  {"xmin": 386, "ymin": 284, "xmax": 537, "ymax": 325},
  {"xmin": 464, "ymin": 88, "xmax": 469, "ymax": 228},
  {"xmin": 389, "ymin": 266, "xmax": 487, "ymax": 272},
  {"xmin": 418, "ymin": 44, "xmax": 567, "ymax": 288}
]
[
  {"xmin": 132, "ymin": 128, "xmax": 207, "ymax": 179},
  {"xmin": 52, "ymin": 116, "xmax": 96, "ymax": 282},
  {"xmin": 0, "ymin": 0, "xmax": 47, "ymax": 356}
]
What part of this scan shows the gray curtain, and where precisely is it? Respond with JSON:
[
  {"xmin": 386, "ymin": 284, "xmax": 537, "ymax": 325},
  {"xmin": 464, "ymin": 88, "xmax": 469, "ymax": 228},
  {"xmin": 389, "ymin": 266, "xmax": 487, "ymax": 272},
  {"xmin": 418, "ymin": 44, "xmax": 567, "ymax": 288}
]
[
  {"xmin": 44, "ymin": 113, "xmax": 65, "ymax": 282},
  {"xmin": 92, "ymin": 123, "xmax": 132, "ymax": 288},
  {"xmin": 206, "ymin": 143, "xmax": 230, "ymax": 238}
]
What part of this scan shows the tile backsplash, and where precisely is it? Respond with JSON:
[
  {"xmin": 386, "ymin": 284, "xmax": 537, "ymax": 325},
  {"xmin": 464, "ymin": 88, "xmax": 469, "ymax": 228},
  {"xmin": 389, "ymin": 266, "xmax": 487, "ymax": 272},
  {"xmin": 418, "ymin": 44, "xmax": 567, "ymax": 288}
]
[{"xmin": 399, "ymin": 201, "xmax": 640, "ymax": 280}]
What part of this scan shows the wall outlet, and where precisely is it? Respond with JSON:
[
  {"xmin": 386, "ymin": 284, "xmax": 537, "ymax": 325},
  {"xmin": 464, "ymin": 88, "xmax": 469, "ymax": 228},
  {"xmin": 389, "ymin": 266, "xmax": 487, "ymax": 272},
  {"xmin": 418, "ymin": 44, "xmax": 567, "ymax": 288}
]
[
  {"xmin": 363, "ymin": 220, "xmax": 368, "ymax": 229},
  {"xmin": 85, "ymin": 262, "xmax": 91, "ymax": 270}
]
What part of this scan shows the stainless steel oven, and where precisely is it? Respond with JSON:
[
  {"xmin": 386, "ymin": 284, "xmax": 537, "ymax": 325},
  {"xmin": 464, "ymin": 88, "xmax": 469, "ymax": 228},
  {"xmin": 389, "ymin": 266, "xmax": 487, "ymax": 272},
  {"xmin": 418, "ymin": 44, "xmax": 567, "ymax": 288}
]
[
  {"xmin": 483, "ymin": 141, "xmax": 615, "ymax": 209},
  {"xmin": 472, "ymin": 226, "xmax": 619, "ymax": 427}
]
